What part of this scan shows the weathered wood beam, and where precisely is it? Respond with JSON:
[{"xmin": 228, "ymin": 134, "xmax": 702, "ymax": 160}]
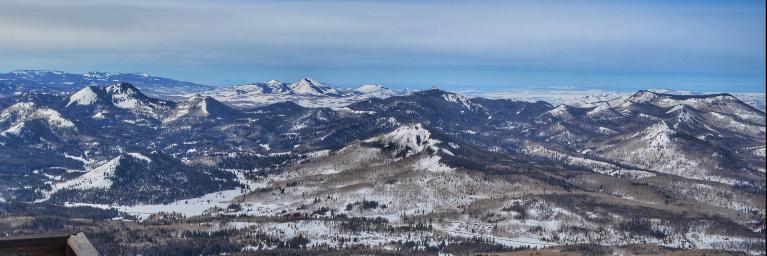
[{"xmin": 66, "ymin": 233, "xmax": 98, "ymax": 256}]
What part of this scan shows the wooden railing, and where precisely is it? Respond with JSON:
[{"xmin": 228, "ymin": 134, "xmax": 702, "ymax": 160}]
[{"xmin": 0, "ymin": 232, "xmax": 99, "ymax": 256}]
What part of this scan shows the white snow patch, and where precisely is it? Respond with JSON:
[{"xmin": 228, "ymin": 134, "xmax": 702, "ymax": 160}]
[
  {"xmin": 67, "ymin": 87, "xmax": 100, "ymax": 106},
  {"xmin": 412, "ymin": 155, "xmax": 453, "ymax": 173}
]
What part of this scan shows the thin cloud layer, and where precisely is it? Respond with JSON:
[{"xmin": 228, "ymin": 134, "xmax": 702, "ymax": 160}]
[{"xmin": 0, "ymin": 0, "xmax": 764, "ymax": 91}]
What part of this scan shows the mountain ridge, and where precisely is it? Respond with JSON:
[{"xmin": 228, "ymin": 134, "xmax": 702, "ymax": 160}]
[
  {"xmin": 0, "ymin": 70, "xmax": 212, "ymax": 98},
  {"xmin": 0, "ymin": 82, "xmax": 764, "ymax": 254}
]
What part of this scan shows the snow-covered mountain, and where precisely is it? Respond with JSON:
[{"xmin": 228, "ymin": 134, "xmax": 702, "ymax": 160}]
[
  {"xmin": 65, "ymin": 83, "xmax": 175, "ymax": 119},
  {"xmin": 203, "ymin": 78, "xmax": 405, "ymax": 108},
  {"xmin": 163, "ymin": 94, "xmax": 240, "ymax": 123},
  {"xmin": 218, "ymin": 78, "xmax": 341, "ymax": 97},
  {"xmin": 229, "ymin": 80, "xmax": 291, "ymax": 95},
  {"xmin": 287, "ymin": 78, "xmax": 340, "ymax": 96},
  {"xmin": 355, "ymin": 83, "xmax": 402, "ymax": 98},
  {"xmin": 0, "ymin": 102, "xmax": 76, "ymax": 141},
  {"xmin": 1, "ymin": 84, "xmax": 764, "ymax": 254},
  {"xmin": 467, "ymin": 88, "xmax": 766, "ymax": 112}
]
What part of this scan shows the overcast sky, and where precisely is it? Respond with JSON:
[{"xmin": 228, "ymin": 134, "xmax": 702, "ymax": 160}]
[{"xmin": 1, "ymin": 0, "xmax": 764, "ymax": 91}]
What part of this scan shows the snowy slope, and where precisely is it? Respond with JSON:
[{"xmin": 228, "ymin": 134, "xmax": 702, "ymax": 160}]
[
  {"xmin": 66, "ymin": 86, "xmax": 101, "ymax": 106},
  {"xmin": 0, "ymin": 102, "xmax": 75, "ymax": 137}
]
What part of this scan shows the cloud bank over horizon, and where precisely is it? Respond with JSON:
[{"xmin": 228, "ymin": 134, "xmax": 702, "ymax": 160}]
[{"xmin": 0, "ymin": 0, "xmax": 764, "ymax": 92}]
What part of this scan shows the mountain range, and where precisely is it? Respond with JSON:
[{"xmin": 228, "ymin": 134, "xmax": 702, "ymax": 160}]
[
  {"xmin": 0, "ymin": 76, "xmax": 765, "ymax": 254},
  {"xmin": 0, "ymin": 70, "xmax": 212, "ymax": 99}
]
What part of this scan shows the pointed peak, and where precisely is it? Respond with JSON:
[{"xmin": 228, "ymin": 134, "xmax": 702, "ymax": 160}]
[
  {"xmin": 544, "ymin": 104, "xmax": 576, "ymax": 119},
  {"xmin": 181, "ymin": 94, "xmax": 228, "ymax": 109},
  {"xmin": 165, "ymin": 95, "xmax": 235, "ymax": 123},
  {"xmin": 67, "ymin": 86, "xmax": 103, "ymax": 106},
  {"xmin": 294, "ymin": 77, "xmax": 326, "ymax": 86},
  {"xmin": 288, "ymin": 77, "xmax": 338, "ymax": 95}
]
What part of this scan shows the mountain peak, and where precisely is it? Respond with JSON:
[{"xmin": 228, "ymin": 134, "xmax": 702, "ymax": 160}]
[
  {"xmin": 182, "ymin": 94, "xmax": 219, "ymax": 105},
  {"xmin": 293, "ymin": 77, "xmax": 325, "ymax": 87},
  {"xmin": 288, "ymin": 78, "xmax": 339, "ymax": 96},
  {"xmin": 66, "ymin": 86, "xmax": 102, "ymax": 107},
  {"xmin": 544, "ymin": 104, "xmax": 576, "ymax": 119},
  {"xmin": 66, "ymin": 83, "xmax": 149, "ymax": 109},
  {"xmin": 64, "ymin": 83, "xmax": 173, "ymax": 117},
  {"xmin": 164, "ymin": 94, "xmax": 236, "ymax": 123}
]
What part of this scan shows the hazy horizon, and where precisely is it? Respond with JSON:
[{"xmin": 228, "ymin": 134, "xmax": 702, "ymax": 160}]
[
  {"xmin": 1, "ymin": 0, "xmax": 764, "ymax": 92},
  {"xmin": 4, "ymin": 68, "xmax": 766, "ymax": 94}
]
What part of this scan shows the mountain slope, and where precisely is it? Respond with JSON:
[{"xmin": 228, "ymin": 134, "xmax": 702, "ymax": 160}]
[{"xmin": 47, "ymin": 152, "xmax": 239, "ymax": 205}]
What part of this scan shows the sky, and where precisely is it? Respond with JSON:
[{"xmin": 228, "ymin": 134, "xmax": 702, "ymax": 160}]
[{"xmin": 0, "ymin": 0, "xmax": 764, "ymax": 92}]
